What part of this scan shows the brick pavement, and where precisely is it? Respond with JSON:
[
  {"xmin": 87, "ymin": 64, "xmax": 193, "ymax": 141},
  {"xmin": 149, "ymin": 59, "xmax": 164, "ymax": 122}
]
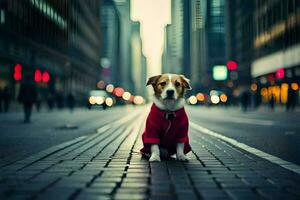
[{"xmin": 1, "ymin": 109, "xmax": 300, "ymax": 200}]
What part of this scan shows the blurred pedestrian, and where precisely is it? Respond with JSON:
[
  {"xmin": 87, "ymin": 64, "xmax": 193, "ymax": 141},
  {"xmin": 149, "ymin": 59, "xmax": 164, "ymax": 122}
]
[
  {"xmin": 3, "ymin": 86, "xmax": 11, "ymax": 112},
  {"xmin": 35, "ymin": 89, "xmax": 42, "ymax": 112},
  {"xmin": 47, "ymin": 93, "xmax": 55, "ymax": 111},
  {"xmin": 67, "ymin": 93, "xmax": 75, "ymax": 112},
  {"xmin": 286, "ymin": 87, "xmax": 297, "ymax": 111},
  {"xmin": 240, "ymin": 91, "xmax": 250, "ymax": 112},
  {"xmin": 269, "ymin": 95, "xmax": 275, "ymax": 111},
  {"xmin": 56, "ymin": 92, "xmax": 64, "ymax": 109},
  {"xmin": 18, "ymin": 74, "xmax": 37, "ymax": 123}
]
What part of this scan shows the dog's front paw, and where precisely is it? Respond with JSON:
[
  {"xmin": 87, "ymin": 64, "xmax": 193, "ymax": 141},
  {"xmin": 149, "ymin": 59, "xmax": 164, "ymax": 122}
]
[
  {"xmin": 149, "ymin": 154, "xmax": 161, "ymax": 162},
  {"xmin": 177, "ymin": 154, "xmax": 189, "ymax": 161}
]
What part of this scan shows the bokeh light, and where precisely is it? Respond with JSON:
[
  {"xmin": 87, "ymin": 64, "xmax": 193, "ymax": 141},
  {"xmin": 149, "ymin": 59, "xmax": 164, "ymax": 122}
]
[
  {"xmin": 291, "ymin": 83, "xmax": 299, "ymax": 90},
  {"xmin": 106, "ymin": 84, "xmax": 114, "ymax": 93},
  {"xmin": 188, "ymin": 96, "xmax": 197, "ymax": 105},
  {"xmin": 196, "ymin": 93, "xmax": 205, "ymax": 102},
  {"xmin": 122, "ymin": 92, "xmax": 131, "ymax": 101},
  {"xmin": 210, "ymin": 95, "xmax": 220, "ymax": 104},
  {"xmin": 97, "ymin": 80, "xmax": 105, "ymax": 89},
  {"xmin": 95, "ymin": 96, "xmax": 104, "ymax": 105},
  {"xmin": 220, "ymin": 94, "xmax": 228, "ymax": 103},
  {"xmin": 105, "ymin": 97, "xmax": 113, "ymax": 107},
  {"xmin": 114, "ymin": 87, "xmax": 125, "ymax": 97},
  {"xmin": 250, "ymin": 83, "xmax": 258, "ymax": 91},
  {"xmin": 89, "ymin": 96, "xmax": 96, "ymax": 105},
  {"xmin": 133, "ymin": 96, "xmax": 144, "ymax": 105}
]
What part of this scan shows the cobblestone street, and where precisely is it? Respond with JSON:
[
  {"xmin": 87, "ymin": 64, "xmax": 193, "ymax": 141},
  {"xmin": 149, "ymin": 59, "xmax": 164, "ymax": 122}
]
[{"xmin": 1, "ymin": 108, "xmax": 300, "ymax": 200}]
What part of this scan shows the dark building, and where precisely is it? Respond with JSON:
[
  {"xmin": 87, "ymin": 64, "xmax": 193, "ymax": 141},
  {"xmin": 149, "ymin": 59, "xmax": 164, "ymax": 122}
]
[
  {"xmin": 189, "ymin": 0, "xmax": 226, "ymax": 91},
  {"xmin": 252, "ymin": 0, "xmax": 300, "ymax": 79},
  {"xmin": 225, "ymin": 0, "xmax": 254, "ymax": 87},
  {"xmin": 251, "ymin": 0, "xmax": 300, "ymax": 104},
  {"xmin": 0, "ymin": 0, "xmax": 101, "ymax": 105},
  {"xmin": 100, "ymin": 0, "xmax": 120, "ymax": 86},
  {"xmin": 162, "ymin": 0, "xmax": 190, "ymax": 76}
]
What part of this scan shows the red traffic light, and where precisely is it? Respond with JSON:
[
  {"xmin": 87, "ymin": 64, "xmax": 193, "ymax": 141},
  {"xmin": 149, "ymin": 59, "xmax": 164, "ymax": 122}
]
[
  {"xmin": 13, "ymin": 64, "xmax": 22, "ymax": 81},
  {"xmin": 34, "ymin": 69, "xmax": 42, "ymax": 82},
  {"xmin": 35, "ymin": 69, "xmax": 50, "ymax": 83},
  {"xmin": 276, "ymin": 68, "xmax": 284, "ymax": 79},
  {"xmin": 226, "ymin": 60, "xmax": 237, "ymax": 71},
  {"xmin": 42, "ymin": 71, "xmax": 50, "ymax": 83}
]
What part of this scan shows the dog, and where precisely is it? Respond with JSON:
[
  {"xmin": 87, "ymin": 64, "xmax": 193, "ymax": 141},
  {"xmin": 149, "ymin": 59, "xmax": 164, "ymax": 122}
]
[{"xmin": 140, "ymin": 74, "xmax": 192, "ymax": 162}]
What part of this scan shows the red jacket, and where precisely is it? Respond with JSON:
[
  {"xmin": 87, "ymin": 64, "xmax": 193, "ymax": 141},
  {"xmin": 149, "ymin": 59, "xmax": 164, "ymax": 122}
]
[{"xmin": 140, "ymin": 104, "xmax": 191, "ymax": 156}]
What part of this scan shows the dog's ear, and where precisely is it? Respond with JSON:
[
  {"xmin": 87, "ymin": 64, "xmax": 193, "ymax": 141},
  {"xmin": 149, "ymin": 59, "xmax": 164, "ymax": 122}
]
[
  {"xmin": 180, "ymin": 75, "xmax": 192, "ymax": 90},
  {"xmin": 146, "ymin": 75, "xmax": 161, "ymax": 86}
]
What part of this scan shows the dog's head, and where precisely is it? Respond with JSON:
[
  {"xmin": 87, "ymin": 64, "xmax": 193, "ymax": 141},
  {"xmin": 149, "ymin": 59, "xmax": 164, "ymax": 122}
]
[{"xmin": 147, "ymin": 74, "xmax": 191, "ymax": 110}]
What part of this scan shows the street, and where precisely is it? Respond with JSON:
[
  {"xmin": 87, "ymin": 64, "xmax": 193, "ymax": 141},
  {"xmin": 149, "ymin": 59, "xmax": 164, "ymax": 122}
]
[
  {"xmin": 187, "ymin": 106, "xmax": 300, "ymax": 166},
  {"xmin": 0, "ymin": 107, "xmax": 132, "ymax": 166},
  {"xmin": 0, "ymin": 106, "xmax": 300, "ymax": 199}
]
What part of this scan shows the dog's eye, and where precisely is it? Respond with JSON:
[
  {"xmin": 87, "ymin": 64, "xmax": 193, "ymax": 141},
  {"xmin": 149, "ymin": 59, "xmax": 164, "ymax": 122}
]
[
  {"xmin": 175, "ymin": 82, "xmax": 181, "ymax": 87},
  {"xmin": 159, "ymin": 82, "xmax": 166, "ymax": 86}
]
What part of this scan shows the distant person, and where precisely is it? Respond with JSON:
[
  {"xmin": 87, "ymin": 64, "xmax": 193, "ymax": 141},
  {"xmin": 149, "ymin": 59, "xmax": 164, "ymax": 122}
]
[
  {"xmin": 240, "ymin": 91, "xmax": 250, "ymax": 112},
  {"xmin": 56, "ymin": 92, "xmax": 64, "ymax": 109},
  {"xmin": 47, "ymin": 93, "xmax": 55, "ymax": 111},
  {"xmin": 286, "ymin": 87, "xmax": 297, "ymax": 111},
  {"xmin": 254, "ymin": 91, "xmax": 261, "ymax": 109},
  {"xmin": 269, "ymin": 95, "xmax": 275, "ymax": 111},
  {"xmin": 67, "ymin": 93, "xmax": 75, "ymax": 112},
  {"xmin": 35, "ymin": 89, "xmax": 42, "ymax": 112},
  {"xmin": 3, "ymin": 86, "xmax": 11, "ymax": 112},
  {"xmin": 18, "ymin": 74, "xmax": 37, "ymax": 123}
]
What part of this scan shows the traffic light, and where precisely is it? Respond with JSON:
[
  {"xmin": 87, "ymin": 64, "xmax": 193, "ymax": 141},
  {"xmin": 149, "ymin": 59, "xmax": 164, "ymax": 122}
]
[
  {"xmin": 42, "ymin": 71, "xmax": 50, "ymax": 83},
  {"xmin": 226, "ymin": 60, "xmax": 237, "ymax": 71},
  {"xmin": 35, "ymin": 69, "xmax": 50, "ymax": 83},
  {"xmin": 13, "ymin": 64, "xmax": 22, "ymax": 81},
  {"xmin": 34, "ymin": 69, "xmax": 42, "ymax": 82},
  {"xmin": 276, "ymin": 68, "xmax": 284, "ymax": 79}
]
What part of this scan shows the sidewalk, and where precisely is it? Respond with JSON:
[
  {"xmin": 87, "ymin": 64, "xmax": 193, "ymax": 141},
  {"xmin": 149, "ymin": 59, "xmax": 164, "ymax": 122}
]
[{"xmin": 0, "ymin": 110, "xmax": 300, "ymax": 200}]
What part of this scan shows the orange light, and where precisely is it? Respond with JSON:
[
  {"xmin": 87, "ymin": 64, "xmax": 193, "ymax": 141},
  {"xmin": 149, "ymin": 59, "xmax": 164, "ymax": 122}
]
[
  {"xmin": 220, "ymin": 94, "xmax": 228, "ymax": 103},
  {"xmin": 250, "ymin": 83, "xmax": 257, "ymax": 92},
  {"xmin": 260, "ymin": 88, "xmax": 268, "ymax": 96},
  {"xmin": 291, "ymin": 83, "xmax": 299, "ymax": 90},
  {"xmin": 196, "ymin": 93, "xmax": 205, "ymax": 102},
  {"xmin": 281, "ymin": 83, "xmax": 288, "ymax": 103}
]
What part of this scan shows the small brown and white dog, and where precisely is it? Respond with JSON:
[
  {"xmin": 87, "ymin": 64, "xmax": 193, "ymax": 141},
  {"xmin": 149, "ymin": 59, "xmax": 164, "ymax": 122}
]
[{"xmin": 140, "ymin": 74, "xmax": 192, "ymax": 162}]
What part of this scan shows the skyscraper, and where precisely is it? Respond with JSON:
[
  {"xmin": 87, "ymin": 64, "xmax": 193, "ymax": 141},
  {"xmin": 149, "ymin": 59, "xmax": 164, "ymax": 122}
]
[
  {"xmin": 100, "ymin": 0, "xmax": 121, "ymax": 85},
  {"xmin": 162, "ymin": 0, "xmax": 190, "ymax": 77},
  {"xmin": 189, "ymin": 0, "xmax": 226, "ymax": 91},
  {"xmin": 131, "ymin": 22, "xmax": 147, "ymax": 97},
  {"xmin": 0, "ymin": 0, "xmax": 102, "ymax": 104},
  {"xmin": 114, "ymin": 0, "xmax": 134, "ymax": 92}
]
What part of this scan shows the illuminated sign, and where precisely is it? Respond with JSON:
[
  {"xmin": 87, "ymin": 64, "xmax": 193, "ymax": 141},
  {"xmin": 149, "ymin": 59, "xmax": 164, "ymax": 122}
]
[{"xmin": 213, "ymin": 65, "xmax": 227, "ymax": 81}]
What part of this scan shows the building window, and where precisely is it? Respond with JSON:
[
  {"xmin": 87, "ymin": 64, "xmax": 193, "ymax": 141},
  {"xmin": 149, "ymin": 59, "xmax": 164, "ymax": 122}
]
[{"xmin": 0, "ymin": 9, "xmax": 5, "ymax": 24}]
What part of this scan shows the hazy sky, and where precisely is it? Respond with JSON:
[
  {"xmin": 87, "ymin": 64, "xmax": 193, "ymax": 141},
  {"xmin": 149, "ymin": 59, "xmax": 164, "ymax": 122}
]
[{"xmin": 131, "ymin": 0, "xmax": 171, "ymax": 77}]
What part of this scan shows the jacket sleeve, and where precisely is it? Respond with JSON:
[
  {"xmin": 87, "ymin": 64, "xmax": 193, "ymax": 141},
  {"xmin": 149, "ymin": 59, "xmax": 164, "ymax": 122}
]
[
  {"xmin": 176, "ymin": 115, "xmax": 189, "ymax": 143},
  {"xmin": 142, "ymin": 115, "xmax": 161, "ymax": 144}
]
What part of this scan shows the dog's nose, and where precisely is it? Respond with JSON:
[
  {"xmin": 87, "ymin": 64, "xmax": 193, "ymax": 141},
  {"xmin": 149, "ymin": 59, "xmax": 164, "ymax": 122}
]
[{"xmin": 166, "ymin": 90, "xmax": 174, "ymax": 97}]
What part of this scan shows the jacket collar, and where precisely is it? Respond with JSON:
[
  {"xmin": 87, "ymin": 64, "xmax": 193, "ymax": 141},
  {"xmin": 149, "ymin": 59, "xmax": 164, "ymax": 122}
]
[{"xmin": 151, "ymin": 103, "xmax": 185, "ymax": 120}]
